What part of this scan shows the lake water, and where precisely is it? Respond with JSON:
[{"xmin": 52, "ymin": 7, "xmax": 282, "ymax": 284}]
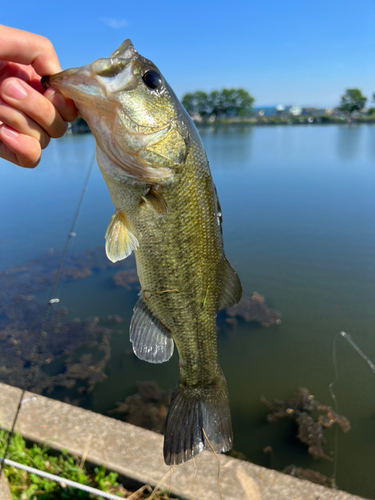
[{"xmin": 1, "ymin": 124, "xmax": 375, "ymax": 498}]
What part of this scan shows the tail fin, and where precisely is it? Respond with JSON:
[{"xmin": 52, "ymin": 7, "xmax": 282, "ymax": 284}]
[{"xmin": 163, "ymin": 374, "xmax": 233, "ymax": 465}]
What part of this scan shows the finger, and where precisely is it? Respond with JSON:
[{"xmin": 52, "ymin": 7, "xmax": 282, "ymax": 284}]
[
  {"xmin": 1, "ymin": 77, "xmax": 67, "ymax": 138},
  {"xmin": 44, "ymin": 89, "xmax": 78, "ymax": 122},
  {"xmin": 0, "ymin": 124, "xmax": 41, "ymax": 168},
  {"xmin": 0, "ymin": 64, "xmax": 78, "ymax": 120},
  {"xmin": 0, "ymin": 97, "xmax": 51, "ymax": 149},
  {"xmin": 0, "ymin": 25, "xmax": 61, "ymax": 75}
]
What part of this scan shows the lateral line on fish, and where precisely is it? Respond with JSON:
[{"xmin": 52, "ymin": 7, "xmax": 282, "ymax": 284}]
[
  {"xmin": 143, "ymin": 288, "xmax": 179, "ymax": 296},
  {"xmin": 202, "ymin": 427, "xmax": 223, "ymax": 500}
]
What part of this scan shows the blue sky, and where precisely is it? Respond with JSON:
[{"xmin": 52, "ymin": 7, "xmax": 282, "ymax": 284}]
[{"xmin": 2, "ymin": 0, "xmax": 374, "ymax": 107}]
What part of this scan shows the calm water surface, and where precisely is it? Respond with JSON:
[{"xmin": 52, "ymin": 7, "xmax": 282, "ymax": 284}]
[{"xmin": 1, "ymin": 125, "xmax": 375, "ymax": 498}]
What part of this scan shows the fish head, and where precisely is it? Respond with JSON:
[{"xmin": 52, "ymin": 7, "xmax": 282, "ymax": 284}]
[{"xmin": 43, "ymin": 40, "xmax": 190, "ymax": 183}]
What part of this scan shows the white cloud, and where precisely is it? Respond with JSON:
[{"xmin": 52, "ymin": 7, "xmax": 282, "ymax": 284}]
[{"xmin": 100, "ymin": 18, "xmax": 129, "ymax": 29}]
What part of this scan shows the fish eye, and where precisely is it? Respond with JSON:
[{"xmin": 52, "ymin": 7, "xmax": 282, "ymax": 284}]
[{"xmin": 142, "ymin": 70, "xmax": 162, "ymax": 90}]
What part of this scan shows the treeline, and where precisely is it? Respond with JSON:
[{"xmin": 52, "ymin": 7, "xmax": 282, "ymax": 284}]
[
  {"xmin": 181, "ymin": 88, "xmax": 375, "ymax": 123},
  {"xmin": 339, "ymin": 89, "xmax": 375, "ymax": 115},
  {"xmin": 182, "ymin": 88, "xmax": 254, "ymax": 120}
]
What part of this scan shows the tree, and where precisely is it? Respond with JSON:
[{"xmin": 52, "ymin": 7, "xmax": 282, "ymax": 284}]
[
  {"xmin": 339, "ymin": 89, "xmax": 367, "ymax": 116},
  {"xmin": 182, "ymin": 91, "xmax": 211, "ymax": 120},
  {"xmin": 210, "ymin": 88, "xmax": 255, "ymax": 117},
  {"xmin": 182, "ymin": 88, "xmax": 255, "ymax": 120},
  {"xmin": 369, "ymin": 93, "xmax": 375, "ymax": 115}
]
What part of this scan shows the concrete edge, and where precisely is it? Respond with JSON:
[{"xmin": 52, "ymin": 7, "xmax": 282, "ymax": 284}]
[
  {"xmin": 0, "ymin": 382, "xmax": 366, "ymax": 500},
  {"xmin": 0, "ymin": 473, "xmax": 12, "ymax": 500}
]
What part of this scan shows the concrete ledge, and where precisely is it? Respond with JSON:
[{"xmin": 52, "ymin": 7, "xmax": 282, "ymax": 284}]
[
  {"xmin": 0, "ymin": 382, "xmax": 366, "ymax": 500},
  {"xmin": 0, "ymin": 473, "xmax": 12, "ymax": 500}
]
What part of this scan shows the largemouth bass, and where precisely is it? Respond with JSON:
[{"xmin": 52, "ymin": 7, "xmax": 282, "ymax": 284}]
[{"xmin": 42, "ymin": 40, "xmax": 242, "ymax": 465}]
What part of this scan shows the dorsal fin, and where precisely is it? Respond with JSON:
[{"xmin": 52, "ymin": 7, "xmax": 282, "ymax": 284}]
[
  {"xmin": 218, "ymin": 258, "xmax": 242, "ymax": 311},
  {"xmin": 105, "ymin": 210, "xmax": 139, "ymax": 263},
  {"xmin": 130, "ymin": 294, "xmax": 174, "ymax": 364}
]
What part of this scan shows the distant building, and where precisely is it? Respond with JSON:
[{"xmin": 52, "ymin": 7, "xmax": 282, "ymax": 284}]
[
  {"xmin": 302, "ymin": 108, "xmax": 333, "ymax": 117},
  {"xmin": 289, "ymin": 106, "xmax": 302, "ymax": 116},
  {"xmin": 253, "ymin": 106, "xmax": 279, "ymax": 116}
]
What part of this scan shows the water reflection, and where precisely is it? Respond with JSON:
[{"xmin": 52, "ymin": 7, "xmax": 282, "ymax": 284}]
[
  {"xmin": 198, "ymin": 125, "xmax": 253, "ymax": 168},
  {"xmin": 337, "ymin": 125, "xmax": 363, "ymax": 161},
  {"xmin": 366, "ymin": 125, "xmax": 375, "ymax": 160}
]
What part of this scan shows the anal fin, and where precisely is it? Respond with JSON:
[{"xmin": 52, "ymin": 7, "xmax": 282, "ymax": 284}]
[
  {"xmin": 105, "ymin": 210, "xmax": 139, "ymax": 263},
  {"xmin": 218, "ymin": 258, "xmax": 242, "ymax": 310},
  {"xmin": 130, "ymin": 294, "xmax": 174, "ymax": 364}
]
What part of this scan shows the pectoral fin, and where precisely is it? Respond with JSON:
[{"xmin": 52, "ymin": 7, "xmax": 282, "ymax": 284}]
[
  {"xmin": 218, "ymin": 258, "xmax": 242, "ymax": 310},
  {"xmin": 130, "ymin": 294, "xmax": 174, "ymax": 363},
  {"xmin": 142, "ymin": 186, "xmax": 168, "ymax": 216},
  {"xmin": 105, "ymin": 210, "xmax": 139, "ymax": 263}
]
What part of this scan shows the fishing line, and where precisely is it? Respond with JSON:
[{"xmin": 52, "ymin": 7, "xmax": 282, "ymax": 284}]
[
  {"xmin": 0, "ymin": 150, "xmax": 96, "ymax": 475},
  {"xmin": 329, "ymin": 331, "xmax": 375, "ymax": 488}
]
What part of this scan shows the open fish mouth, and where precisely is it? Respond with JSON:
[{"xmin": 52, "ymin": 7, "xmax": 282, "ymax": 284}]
[
  {"xmin": 41, "ymin": 39, "xmax": 138, "ymax": 100},
  {"xmin": 41, "ymin": 59, "xmax": 135, "ymax": 106},
  {"xmin": 41, "ymin": 66, "xmax": 91, "ymax": 91}
]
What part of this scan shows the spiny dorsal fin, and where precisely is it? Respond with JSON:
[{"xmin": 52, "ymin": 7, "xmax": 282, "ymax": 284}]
[
  {"xmin": 105, "ymin": 210, "xmax": 139, "ymax": 263},
  {"xmin": 218, "ymin": 258, "xmax": 242, "ymax": 311},
  {"xmin": 142, "ymin": 186, "xmax": 168, "ymax": 216},
  {"xmin": 130, "ymin": 294, "xmax": 174, "ymax": 364}
]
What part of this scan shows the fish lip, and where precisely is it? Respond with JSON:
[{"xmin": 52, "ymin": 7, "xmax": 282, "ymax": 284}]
[
  {"xmin": 42, "ymin": 65, "xmax": 94, "ymax": 91},
  {"xmin": 41, "ymin": 39, "xmax": 137, "ymax": 93},
  {"xmin": 41, "ymin": 58, "xmax": 137, "ymax": 102}
]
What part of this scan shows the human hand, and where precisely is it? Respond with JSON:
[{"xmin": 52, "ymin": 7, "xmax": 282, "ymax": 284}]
[{"xmin": 0, "ymin": 25, "xmax": 78, "ymax": 168}]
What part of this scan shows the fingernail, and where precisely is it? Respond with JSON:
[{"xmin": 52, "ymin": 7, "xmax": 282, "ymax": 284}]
[
  {"xmin": 1, "ymin": 124, "xmax": 19, "ymax": 138},
  {"xmin": 3, "ymin": 80, "xmax": 27, "ymax": 100}
]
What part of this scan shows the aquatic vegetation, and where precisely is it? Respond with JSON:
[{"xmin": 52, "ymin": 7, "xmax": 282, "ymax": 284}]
[
  {"xmin": 282, "ymin": 465, "xmax": 334, "ymax": 488},
  {"xmin": 0, "ymin": 247, "xmax": 128, "ymax": 401},
  {"xmin": 113, "ymin": 270, "xmax": 141, "ymax": 291},
  {"xmin": 0, "ymin": 292, "xmax": 113, "ymax": 400},
  {"xmin": 109, "ymin": 380, "xmax": 171, "ymax": 434},
  {"xmin": 224, "ymin": 292, "xmax": 281, "ymax": 328},
  {"xmin": 262, "ymin": 387, "xmax": 350, "ymax": 461}
]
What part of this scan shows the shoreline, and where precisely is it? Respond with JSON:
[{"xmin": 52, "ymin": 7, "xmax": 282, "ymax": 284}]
[
  {"xmin": 68, "ymin": 116, "xmax": 375, "ymax": 134},
  {"xmin": 193, "ymin": 116, "xmax": 375, "ymax": 127}
]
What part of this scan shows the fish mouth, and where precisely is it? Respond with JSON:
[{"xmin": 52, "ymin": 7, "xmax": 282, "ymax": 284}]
[
  {"xmin": 41, "ymin": 66, "xmax": 91, "ymax": 91},
  {"xmin": 42, "ymin": 62, "xmax": 120, "ymax": 102},
  {"xmin": 41, "ymin": 38, "xmax": 138, "ymax": 99}
]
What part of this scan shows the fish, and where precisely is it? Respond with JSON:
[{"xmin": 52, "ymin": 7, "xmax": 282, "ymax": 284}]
[{"xmin": 42, "ymin": 40, "xmax": 242, "ymax": 465}]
